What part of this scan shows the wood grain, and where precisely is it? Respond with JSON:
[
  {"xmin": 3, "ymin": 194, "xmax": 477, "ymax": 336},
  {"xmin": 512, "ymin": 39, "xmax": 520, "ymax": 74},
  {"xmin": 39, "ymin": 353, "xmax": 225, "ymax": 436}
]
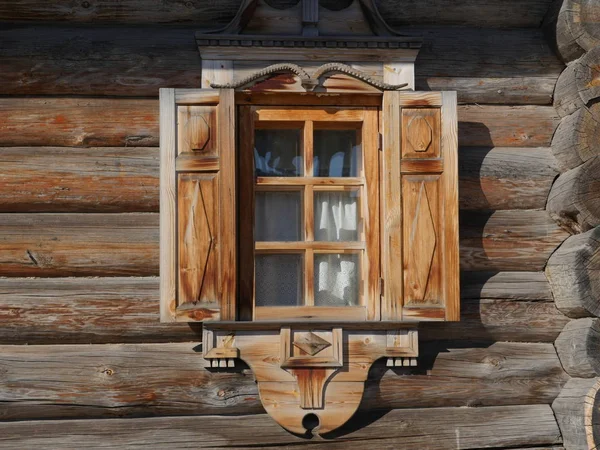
[
  {"xmin": 0, "ymin": 210, "xmax": 567, "ymax": 277},
  {"xmin": 554, "ymin": 47, "xmax": 600, "ymax": 118},
  {"xmin": 0, "ymin": 272, "xmax": 562, "ymax": 345},
  {"xmin": 460, "ymin": 210, "xmax": 568, "ymax": 272},
  {"xmin": 0, "ymin": 342, "xmax": 566, "ymax": 421},
  {"xmin": 554, "ymin": 318, "xmax": 600, "ymax": 378},
  {"xmin": 0, "ymin": 98, "xmax": 559, "ymax": 148},
  {"xmin": 0, "ymin": 26, "xmax": 561, "ymax": 101},
  {"xmin": 0, "ymin": 405, "xmax": 562, "ymax": 449},
  {"xmin": 545, "ymin": 227, "xmax": 600, "ymax": 318}
]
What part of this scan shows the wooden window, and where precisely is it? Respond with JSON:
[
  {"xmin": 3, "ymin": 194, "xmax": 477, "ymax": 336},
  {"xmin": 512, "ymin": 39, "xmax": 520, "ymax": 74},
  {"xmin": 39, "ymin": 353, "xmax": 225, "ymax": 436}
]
[
  {"xmin": 239, "ymin": 106, "xmax": 380, "ymax": 321},
  {"xmin": 159, "ymin": 89, "xmax": 459, "ymax": 323}
]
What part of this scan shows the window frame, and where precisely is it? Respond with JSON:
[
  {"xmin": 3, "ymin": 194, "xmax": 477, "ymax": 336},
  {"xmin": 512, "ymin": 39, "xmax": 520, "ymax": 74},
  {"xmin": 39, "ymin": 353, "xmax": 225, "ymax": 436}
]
[{"xmin": 238, "ymin": 104, "xmax": 381, "ymax": 322}]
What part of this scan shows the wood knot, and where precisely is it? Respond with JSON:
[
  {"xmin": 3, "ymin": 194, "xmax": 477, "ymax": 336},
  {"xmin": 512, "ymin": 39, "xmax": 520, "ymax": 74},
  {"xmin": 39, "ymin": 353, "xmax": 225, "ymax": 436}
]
[{"xmin": 101, "ymin": 368, "xmax": 114, "ymax": 376}]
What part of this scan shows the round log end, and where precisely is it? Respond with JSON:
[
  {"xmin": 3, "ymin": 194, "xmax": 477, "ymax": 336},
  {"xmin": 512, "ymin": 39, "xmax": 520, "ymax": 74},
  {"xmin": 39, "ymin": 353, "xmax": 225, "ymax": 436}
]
[
  {"xmin": 566, "ymin": 0, "xmax": 600, "ymax": 54},
  {"xmin": 545, "ymin": 227, "xmax": 600, "ymax": 318},
  {"xmin": 576, "ymin": 47, "xmax": 600, "ymax": 106},
  {"xmin": 552, "ymin": 103, "xmax": 600, "ymax": 171},
  {"xmin": 555, "ymin": 318, "xmax": 600, "ymax": 378},
  {"xmin": 547, "ymin": 156, "xmax": 600, "ymax": 233}
]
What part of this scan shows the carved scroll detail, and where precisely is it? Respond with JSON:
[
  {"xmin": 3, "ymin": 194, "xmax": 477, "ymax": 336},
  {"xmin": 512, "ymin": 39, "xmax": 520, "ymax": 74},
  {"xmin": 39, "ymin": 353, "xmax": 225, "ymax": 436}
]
[{"xmin": 210, "ymin": 62, "xmax": 408, "ymax": 91}]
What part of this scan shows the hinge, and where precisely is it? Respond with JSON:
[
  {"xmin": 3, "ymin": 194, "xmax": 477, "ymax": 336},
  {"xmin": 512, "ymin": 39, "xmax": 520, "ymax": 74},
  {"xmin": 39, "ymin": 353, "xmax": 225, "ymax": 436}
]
[{"xmin": 378, "ymin": 132, "xmax": 383, "ymax": 151}]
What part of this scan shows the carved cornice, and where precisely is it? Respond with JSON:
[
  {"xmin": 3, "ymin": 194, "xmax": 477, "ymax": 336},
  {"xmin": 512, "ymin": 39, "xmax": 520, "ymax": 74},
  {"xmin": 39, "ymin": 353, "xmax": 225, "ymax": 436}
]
[{"xmin": 210, "ymin": 62, "xmax": 409, "ymax": 91}]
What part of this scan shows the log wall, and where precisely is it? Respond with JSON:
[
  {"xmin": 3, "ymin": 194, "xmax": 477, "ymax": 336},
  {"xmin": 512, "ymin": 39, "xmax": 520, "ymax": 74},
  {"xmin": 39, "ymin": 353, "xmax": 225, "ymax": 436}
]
[{"xmin": 0, "ymin": 0, "xmax": 582, "ymax": 448}]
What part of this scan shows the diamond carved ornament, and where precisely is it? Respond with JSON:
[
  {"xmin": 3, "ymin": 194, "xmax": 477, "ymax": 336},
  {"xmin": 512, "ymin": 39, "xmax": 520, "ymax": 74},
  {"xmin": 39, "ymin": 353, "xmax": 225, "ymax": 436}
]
[
  {"xmin": 293, "ymin": 332, "xmax": 332, "ymax": 356},
  {"xmin": 407, "ymin": 116, "xmax": 433, "ymax": 152}
]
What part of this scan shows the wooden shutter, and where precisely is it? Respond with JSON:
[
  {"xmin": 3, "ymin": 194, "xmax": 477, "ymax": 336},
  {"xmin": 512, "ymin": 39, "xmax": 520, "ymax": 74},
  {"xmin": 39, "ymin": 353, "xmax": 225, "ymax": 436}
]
[
  {"xmin": 160, "ymin": 89, "xmax": 236, "ymax": 322},
  {"xmin": 381, "ymin": 91, "xmax": 459, "ymax": 321}
]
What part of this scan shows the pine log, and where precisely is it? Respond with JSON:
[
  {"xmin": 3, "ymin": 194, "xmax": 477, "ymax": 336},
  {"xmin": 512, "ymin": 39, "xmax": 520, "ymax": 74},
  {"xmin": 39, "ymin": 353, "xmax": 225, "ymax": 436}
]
[
  {"xmin": 0, "ymin": 0, "xmax": 554, "ymax": 28},
  {"xmin": 0, "ymin": 342, "xmax": 567, "ymax": 420},
  {"xmin": 0, "ymin": 26, "xmax": 562, "ymax": 101},
  {"xmin": 378, "ymin": 0, "xmax": 554, "ymax": 28},
  {"xmin": 547, "ymin": 156, "xmax": 600, "ymax": 233},
  {"xmin": 0, "ymin": 98, "xmax": 560, "ymax": 148},
  {"xmin": 0, "ymin": 211, "xmax": 568, "ymax": 277},
  {"xmin": 544, "ymin": 0, "xmax": 586, "ymax": 64},
  {"xmin": 0, "ymin": 273, "xmax": 566, "ymax": 344},
  {"xmin": 0, "ymin": 405, "xmax": 562, "ymax": 449},
  {"xmin": 554, "ymin": 47, "xmax": 600, "ymax": 118},
  {"xmin": 459, "ymin": 147, "xmax": 558, "ymax": 210},
  {"xmin": 551, "ymin": 102, "xmax": 600, "ymax": 171},
  {"xmin": 555, "ymin": 318, "xmax": 600, "ymax": 378},
  {"xmin": 545, "ymin": 227, "xmax": 600, "ymax": 318},
  {"xmin": 552, "ymin": 377, "xmax": 600, "ymax": 450},
  {"xmin": 552, "ymin": 0, "xmax": 600, "ymax": 63},
  {"xmin": 0, "ymin": 147, "xmax": 159, "ymax": 213},
  {"xmin": 0, "ymin": 146, "xmax": 556, "ymax": 213},
  {"xmin": 459, "ymin": 210, "xmax": 568, "ymax": 272}
]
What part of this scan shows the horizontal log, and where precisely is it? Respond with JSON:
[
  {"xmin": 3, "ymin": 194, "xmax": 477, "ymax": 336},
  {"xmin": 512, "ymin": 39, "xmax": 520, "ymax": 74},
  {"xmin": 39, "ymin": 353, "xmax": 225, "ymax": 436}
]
[
  {"xmin": 547, "ymin": 155, "xmax": 600, "ymax": 233},
  {"xmin": 0, "ymin": 273, "xmax": 565, "ymax": 344},
  {"xmin": 554, "ymin": 48, "xmax": 600, "ymax": 118},
  {"xmin": 0, "ymin": 210, "xmax": 567, "ymax": 277},
  {"xmin": 0, "ymin": 342, "xmax": 567, "ymax": 420},
  {"xmin": 0, "ymin": 213, "xmax": 159, "ymax": 277},
  {"xmin": 0, "ymin": 146, "xmax": 556, "ymax": 213},
  {"xmin": 545, "ymin": 227, "xmax": 600, "ymax": 318},
  {"xmin": 459, "ymin": 210, "xmax": 568, "ymax": 272},
  {"xmin": 0, "ymin": 405, "xmax": 562, "ymax": 449},
  {"xmin": 0, "ymin": 26, "xmax": 561, "ymax": 101},
  {"xmin": 552, "ymin": 377, "xmax": 600, "ymax": 450},
  {"xmin": 459, "ymin": 147, "xmax": 557, "ymax": 210},
  {"xmin": 0, "ymin": 147, "xmax": 158, "ymax": 212},
  {"xmin": 551, "ymin": 102, "xmax": 600, "ymax": 171},
  {"xmin": 0, "ymin": 0, "xmax": 554, "ymax": 28},
  {"xmin": 0, "ymin": 98, "xmax": 560, "ymax": 148},
  {"xmin": 555, "ymin": 318, "xmax": 600, "ymax": 378},
  {"xmin": 378, "ymin": 0, "xmax": 554, "ymax": 28}
]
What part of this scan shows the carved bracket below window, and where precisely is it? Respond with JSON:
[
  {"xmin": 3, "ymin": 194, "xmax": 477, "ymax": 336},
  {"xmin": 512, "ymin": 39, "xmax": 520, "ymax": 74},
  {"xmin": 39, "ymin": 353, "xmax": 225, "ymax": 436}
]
[
  {"xmin": 210, "ymin": 63, "xmax": 409, "ymax": 92},
  {"xmin": 203, "ymin": 326, "xmax": 418, "ymax": 435}
]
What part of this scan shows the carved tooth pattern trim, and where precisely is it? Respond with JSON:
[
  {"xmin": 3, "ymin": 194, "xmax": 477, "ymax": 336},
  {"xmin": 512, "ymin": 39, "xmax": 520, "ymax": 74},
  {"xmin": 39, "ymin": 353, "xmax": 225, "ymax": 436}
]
[{"xmin": 210, "ymin": 62, "xmax": 409, "ymax": 91}]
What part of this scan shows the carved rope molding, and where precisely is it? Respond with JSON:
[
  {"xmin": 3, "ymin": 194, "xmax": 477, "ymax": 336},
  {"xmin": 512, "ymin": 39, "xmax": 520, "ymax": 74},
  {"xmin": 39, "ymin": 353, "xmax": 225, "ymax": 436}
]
[
  {"xmin": 210, "ymin": 62, "xmax": 409, "ymax": 91},
  {"xmin": 545, "ymin": 1, "xmax": 600, "ymax": 448}
]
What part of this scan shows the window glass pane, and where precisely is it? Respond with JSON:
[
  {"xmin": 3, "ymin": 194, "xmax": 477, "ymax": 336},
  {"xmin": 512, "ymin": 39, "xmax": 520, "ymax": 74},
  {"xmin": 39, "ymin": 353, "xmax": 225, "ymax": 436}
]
[
  {"xmin": 314, "ymin": 190, "xmax": 359, "ymax": 241},
  {"xmin": 314, "ymin": 253, "xmax": 360, "ymax": 306},
  {"xmin": 255, "ymin": 129, "xmax": 302, "ymax": 177},
  {"xmin": 255, "ymin": 191, "xmax": 302, "ymax": 241},
  {"xmin": 313, "ymin": 129, "xmax": 360, "ymax": 177},
  {"xmin": 255, "ymin": 254, "xmax": 303, "ymax": 306}
]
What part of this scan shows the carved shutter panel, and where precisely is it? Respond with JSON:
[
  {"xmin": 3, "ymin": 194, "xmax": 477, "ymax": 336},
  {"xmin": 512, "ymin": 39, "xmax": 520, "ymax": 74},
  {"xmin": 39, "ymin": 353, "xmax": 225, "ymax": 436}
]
[
  {"xmin": 381, "ymin": 91, "xmax": 459, "ymax": 321},
  {"xmin": 160, "ymin": 89, "xmax": 236, "ymax": 322}
]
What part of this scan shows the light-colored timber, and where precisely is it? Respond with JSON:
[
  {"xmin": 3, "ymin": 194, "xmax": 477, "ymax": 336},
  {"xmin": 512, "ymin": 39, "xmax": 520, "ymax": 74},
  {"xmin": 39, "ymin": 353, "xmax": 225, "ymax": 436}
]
[
  {"xmin": 547, "ymin": 155, "xmax": 600, "ymax": 233},
  {"xmin": 545, "ymin": 227, "xmax": 600, "ymax": 318},
  {"xmin": 0, "ymin": 405, "xmax": 562, "ymax": 449},
  {"xmin": 0, "ymin": 342, "xmax": 566, "ymax": 421},
  {"xmin": 555, "ymin": 318, "xmax": 600, "ymax": 378},
  {"xmin": 552, "ymin": 377, "xmax": 600, "ymax": 450}
]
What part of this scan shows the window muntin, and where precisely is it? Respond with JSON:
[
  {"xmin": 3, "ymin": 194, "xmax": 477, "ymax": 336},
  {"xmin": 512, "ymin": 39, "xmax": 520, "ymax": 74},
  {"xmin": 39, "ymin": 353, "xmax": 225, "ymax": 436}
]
[{"xmin": 240, "ymin": 106, "xmax": 379, "ymax": 321}]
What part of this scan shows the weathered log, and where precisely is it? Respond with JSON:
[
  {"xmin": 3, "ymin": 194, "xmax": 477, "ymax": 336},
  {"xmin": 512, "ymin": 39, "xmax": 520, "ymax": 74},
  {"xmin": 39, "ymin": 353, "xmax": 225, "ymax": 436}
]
[
  {"xmin": 552, "ymin": 377, "xmax": 600, "ymax": 450},
  {"xmin": 379, "ymin": 0, "xmax": 556, "ymax": 28},
  {"xmin": 0, "ymin": 146, "xmax": 556, "ymax": 213},
  {"xmin": 0, "ymin": 1, "xmax": 241, "ymax": 25},
  {"xmin": 0, "ymin": 210, "xmax": 568, "ymax": 277},
  {"xmin": 0, "ymin": 405, "xmax": 562, "ymax": 449},
  {"xmin": 0, "ymin": 147, "xmax": 159, "ymax": 213},
  {"xmin": 459, "ymin": 210, "xmax": 568, "ymax": 272},
  {"xmin": 551, "ymin": 102, "xmax": 600, "ymax": 171},
  {"xmin": 459, "ymin": 147, "xmax": 558, "ymax": 210},
  {"xmin": 0, "ymin": 342, "xmax": 567, "ymax": 421},
  {"xmin": 0, "ymin": 213, "xmax": 159, "ymax": 277},
  {"xmin": 0, "ymin": 26, "xmax": 561, "ymax": 101},
  {"xmin": 554, "ymin": 47, "xmax": 600, "ymax": 118},
  {"xmin": 547, "ymin": 156, "xmax": 600, "ymax": 233},
  {"xmin": 555, "ymin": 318, "xmax": 600, "ymax": 378},
  {"xmin": 0, "ymin": 98, "xmax": 560, "ymax": 148},
  {"xmin": 552, "ymin": 0, "xmax": 600, "ymax": 63},
  {"xmin": 0, "ymin": 273, "xmax": 566, "ymax": 344},
  {"xmin": 544, "ymin": 0, "xmax": 586, "ymax": 64},
  {"xmin": 546, "ymin": 227, "xmax": 600, "ymax": 318}
]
